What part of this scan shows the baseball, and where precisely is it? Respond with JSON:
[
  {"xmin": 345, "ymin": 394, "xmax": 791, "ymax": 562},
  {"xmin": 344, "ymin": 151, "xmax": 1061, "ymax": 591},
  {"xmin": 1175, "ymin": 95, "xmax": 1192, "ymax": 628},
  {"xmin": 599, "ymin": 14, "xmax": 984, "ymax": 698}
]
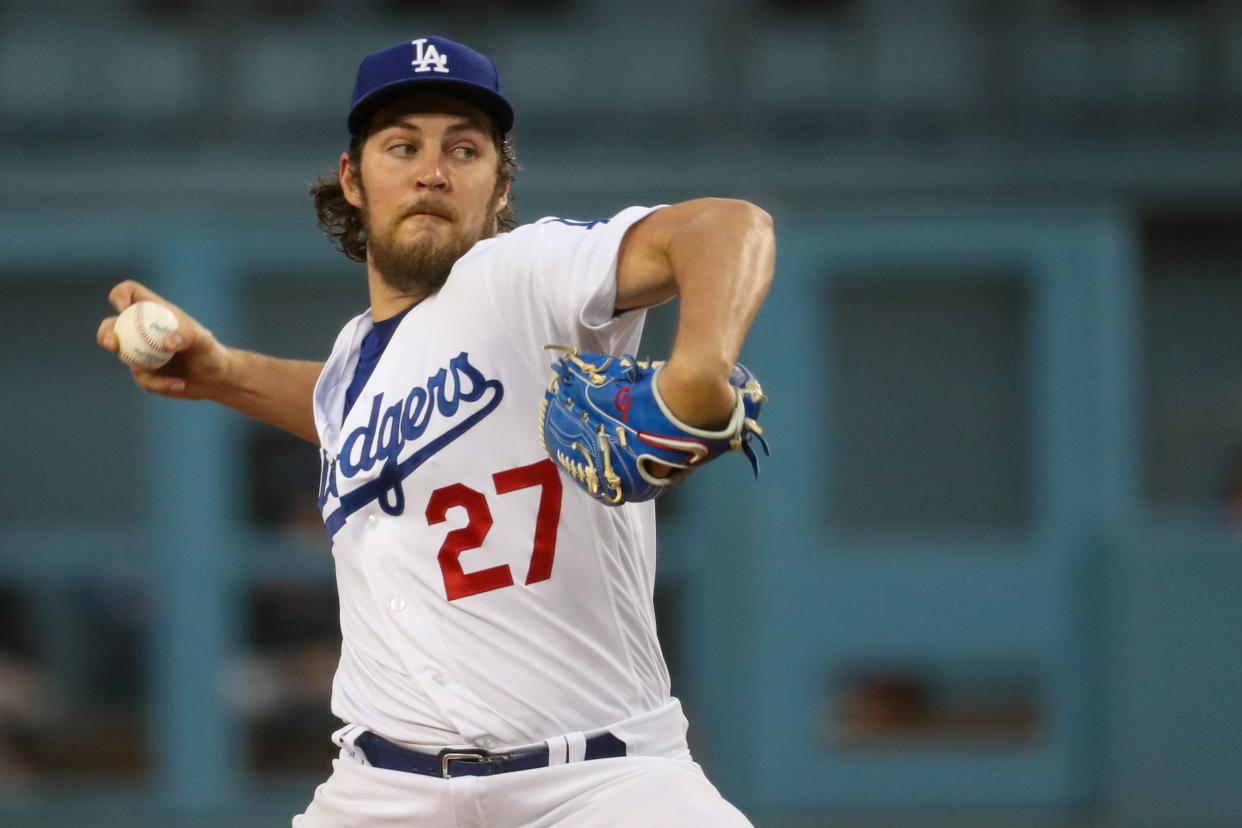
[{"xmin": 114, "ymin": 301, "xmax": 179, "ymax": 369}]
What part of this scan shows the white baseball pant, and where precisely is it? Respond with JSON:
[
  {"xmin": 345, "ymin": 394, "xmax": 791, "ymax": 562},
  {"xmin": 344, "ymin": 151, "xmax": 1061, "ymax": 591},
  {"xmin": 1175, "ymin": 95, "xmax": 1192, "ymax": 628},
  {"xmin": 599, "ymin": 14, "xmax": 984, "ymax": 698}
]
[
  {"xmin": 293, "ymin": 701, "xmax": 751, "ymax": 826},
  {"xmin": 292, "ymin": 752, "xmax": 752, "ymax": 827}
]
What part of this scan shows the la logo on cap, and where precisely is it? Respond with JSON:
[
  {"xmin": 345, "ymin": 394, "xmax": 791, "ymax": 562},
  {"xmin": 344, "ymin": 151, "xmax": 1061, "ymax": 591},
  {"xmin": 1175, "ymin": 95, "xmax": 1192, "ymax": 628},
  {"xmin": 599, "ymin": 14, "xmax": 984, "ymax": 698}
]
[{"xmin": 411, "ymin": 38, "xmax": 450, "ymax": 74}]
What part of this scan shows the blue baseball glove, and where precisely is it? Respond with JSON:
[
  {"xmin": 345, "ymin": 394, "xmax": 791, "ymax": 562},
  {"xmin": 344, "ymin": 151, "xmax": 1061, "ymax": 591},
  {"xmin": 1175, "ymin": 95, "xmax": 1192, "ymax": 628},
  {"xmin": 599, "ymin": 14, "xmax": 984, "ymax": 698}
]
[{"xmin": 538, "ymin": 346, "xmax": 769, "ymax": 505}]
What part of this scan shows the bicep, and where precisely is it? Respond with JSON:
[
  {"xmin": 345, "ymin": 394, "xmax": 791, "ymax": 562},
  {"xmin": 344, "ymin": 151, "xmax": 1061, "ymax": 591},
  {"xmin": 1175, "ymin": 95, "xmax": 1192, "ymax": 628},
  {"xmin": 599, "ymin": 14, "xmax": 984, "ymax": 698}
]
[
  {"xmin": 616, "ymin": 198, "xmax": 761, "ymax": 311},
  {"xmin": 614, "ymin": 201, "xmax": 703, "ymax": 311}
]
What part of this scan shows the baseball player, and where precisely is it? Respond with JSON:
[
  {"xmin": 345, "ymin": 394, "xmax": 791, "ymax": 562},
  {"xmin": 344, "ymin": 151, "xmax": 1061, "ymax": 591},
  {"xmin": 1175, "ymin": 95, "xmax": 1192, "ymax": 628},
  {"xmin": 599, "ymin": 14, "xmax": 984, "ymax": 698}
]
[{"xmin": 97, "ymin": 36, "xmax": 774, "ymax": 826}]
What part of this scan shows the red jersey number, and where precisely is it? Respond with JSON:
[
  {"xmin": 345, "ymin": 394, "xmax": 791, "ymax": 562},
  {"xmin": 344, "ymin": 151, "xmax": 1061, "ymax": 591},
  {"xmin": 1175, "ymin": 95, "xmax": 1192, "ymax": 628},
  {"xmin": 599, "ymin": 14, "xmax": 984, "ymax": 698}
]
[{"xmin": 425, "ymin": 459, "xmax": 563, "ymax": 601}]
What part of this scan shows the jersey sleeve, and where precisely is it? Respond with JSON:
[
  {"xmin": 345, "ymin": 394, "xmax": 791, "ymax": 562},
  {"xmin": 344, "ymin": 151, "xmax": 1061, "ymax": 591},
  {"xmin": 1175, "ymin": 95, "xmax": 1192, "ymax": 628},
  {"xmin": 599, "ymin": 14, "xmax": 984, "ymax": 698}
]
[{"xmin": 472, "ymin": 205, "xmax": 665, "ymax": 360}]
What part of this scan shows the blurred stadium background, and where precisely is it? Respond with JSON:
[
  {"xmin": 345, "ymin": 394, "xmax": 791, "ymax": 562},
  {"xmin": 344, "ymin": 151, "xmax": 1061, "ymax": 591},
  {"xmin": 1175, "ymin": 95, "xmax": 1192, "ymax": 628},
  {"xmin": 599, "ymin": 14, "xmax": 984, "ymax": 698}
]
[{"xmin": 2, "ymin": 0, "xmax": 1242, "ymax": 825}]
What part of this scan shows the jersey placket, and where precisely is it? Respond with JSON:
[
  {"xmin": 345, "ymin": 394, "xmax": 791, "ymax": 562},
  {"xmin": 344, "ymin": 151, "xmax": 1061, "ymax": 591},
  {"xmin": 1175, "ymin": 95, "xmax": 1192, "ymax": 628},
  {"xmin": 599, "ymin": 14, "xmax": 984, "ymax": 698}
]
[{"xmin": 361, "ymin": 505, "xmax": 525, "ymax": 749}]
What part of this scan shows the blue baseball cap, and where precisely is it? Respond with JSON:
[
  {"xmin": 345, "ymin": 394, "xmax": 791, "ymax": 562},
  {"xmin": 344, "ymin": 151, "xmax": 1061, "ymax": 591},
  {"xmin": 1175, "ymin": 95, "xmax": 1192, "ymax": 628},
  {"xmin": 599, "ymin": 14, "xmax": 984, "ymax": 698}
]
[{"xmin": 348, "ymin": 37, "xmax": 514, "ymax": 137}]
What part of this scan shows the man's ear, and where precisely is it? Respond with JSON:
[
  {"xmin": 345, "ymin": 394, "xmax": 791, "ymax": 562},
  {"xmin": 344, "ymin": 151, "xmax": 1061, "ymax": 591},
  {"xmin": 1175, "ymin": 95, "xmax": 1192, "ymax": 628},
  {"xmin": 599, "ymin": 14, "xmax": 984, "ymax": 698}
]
[
  {"xmin": 340, "ymin": 151, "xmax": 364, "ymax": 209},
  {"xmin": 494, "ymin": 177, "xmax": 512, "ymax": 213}
]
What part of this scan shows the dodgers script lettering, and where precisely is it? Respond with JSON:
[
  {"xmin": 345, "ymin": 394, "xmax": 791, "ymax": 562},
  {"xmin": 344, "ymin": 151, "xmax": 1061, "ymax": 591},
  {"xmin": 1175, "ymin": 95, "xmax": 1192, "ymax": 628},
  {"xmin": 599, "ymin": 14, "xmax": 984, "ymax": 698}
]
[{"xmin": 319, "ymin": 352, "xmax": 504, "ymax": 538}]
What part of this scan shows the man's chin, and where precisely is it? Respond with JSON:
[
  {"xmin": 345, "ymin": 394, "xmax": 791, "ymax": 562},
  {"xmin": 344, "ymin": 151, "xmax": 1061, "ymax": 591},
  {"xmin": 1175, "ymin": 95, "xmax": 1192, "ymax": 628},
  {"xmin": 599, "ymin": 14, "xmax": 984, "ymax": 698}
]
[
  {"xmin": 366, "ymin": 208, "xmax": 495, "ymax": 295},
  {"xmin": 376, "ymin": 258, "xmax": 452, "ymax": 296},
  {"xmin": 370, "ymin": 237, "xmax": 460, "ymax": 296}
]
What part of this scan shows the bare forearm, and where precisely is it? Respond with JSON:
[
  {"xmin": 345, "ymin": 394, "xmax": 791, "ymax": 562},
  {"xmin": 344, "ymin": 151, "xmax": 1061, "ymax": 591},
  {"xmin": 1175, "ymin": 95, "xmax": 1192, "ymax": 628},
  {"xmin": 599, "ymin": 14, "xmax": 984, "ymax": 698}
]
[
  {"xmin": 211, "ymin": 349, "xmax": 323, "ymax": 443},
  {"xmin": 662, "ymin": 200, "xmax": 775, "ymax": 425},
  {"xmin": 668, "ymin": 200, "xmax": 773, "ymax": 365},
  {"xmin": 98, "ymin": 281, "xmax": 325, "ymax": 443}
]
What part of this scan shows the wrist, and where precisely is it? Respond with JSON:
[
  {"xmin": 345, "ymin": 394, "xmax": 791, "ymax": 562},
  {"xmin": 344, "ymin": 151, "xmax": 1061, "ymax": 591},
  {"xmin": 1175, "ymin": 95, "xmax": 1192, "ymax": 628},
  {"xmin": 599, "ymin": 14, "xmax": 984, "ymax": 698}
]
[
  {"xmin": 202, "ymin": 343, "xmax": 242, "ymax": 402},
  {"xmin": 655, "ymin": 360, "xmax": 736, "ymax": 430}
]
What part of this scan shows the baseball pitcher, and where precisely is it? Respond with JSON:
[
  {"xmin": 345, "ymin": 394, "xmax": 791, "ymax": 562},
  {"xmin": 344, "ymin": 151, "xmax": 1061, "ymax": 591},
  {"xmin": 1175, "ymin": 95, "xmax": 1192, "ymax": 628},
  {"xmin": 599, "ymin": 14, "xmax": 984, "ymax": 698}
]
[{"xmin": 97, "ymin": 36, "xmax": 774, "ymax": 826}]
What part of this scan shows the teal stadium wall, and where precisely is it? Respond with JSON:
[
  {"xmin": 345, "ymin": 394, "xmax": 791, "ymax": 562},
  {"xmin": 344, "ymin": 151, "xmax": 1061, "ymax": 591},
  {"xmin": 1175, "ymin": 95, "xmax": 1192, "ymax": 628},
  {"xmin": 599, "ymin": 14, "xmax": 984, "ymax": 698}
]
[{"xmin": 2, "ymin": 2, "xmax": 1242, "ymax": 826}]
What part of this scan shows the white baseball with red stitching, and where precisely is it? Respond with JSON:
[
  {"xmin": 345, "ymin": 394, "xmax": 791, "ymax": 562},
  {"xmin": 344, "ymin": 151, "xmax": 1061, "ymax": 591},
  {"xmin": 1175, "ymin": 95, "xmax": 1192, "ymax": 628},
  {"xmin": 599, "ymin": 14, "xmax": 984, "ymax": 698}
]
[{"xmin": 114, "ymin": 300, "xmax": 178, "ymax": 369}]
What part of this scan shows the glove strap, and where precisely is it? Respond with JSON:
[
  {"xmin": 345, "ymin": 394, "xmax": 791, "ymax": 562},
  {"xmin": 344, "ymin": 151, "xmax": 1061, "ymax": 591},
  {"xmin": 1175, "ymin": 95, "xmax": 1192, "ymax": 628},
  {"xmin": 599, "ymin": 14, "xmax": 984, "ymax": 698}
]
[
  {"xmin": 648, "ymin": 364, "xmax": 749, "ymax": 444},
  {"xmin": 648, "ymin": 365, "xmax": 769, "ymax": 480}
]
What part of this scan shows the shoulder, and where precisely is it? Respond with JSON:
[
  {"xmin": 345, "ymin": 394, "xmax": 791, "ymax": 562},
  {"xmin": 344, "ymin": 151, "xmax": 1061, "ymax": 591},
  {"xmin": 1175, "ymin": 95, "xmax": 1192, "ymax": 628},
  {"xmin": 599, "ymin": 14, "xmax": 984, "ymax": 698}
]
[
  {"xmin": 494, "ymin": 208, "xmax": 663, "ymax": 244},
  {"xmin": 531, "ymin": 207, "xmax": 662, "ymax": 236},
  {"xmin": 491, "ymin": 207, "xmax": 667, "ymax": 256},
  {"xmin": 443, "ymin": 206, "xmax": 665, "ymax": 290}
]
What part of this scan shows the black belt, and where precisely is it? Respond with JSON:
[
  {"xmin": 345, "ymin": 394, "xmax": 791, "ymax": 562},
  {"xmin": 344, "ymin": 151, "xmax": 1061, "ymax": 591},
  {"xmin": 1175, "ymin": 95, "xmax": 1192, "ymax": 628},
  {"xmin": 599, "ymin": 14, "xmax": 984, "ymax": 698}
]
[{"xmin": 355, "ymin": 730, "xmax": 628, "ymax": 779}]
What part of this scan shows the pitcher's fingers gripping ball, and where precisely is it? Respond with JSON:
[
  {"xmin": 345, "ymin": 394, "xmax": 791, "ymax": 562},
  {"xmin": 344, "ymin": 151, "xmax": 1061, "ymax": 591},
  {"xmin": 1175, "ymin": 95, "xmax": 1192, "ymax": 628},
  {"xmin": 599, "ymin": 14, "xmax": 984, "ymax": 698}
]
[
  {"xmin": 113, "ymin": 300, "xmax": 179, "ymax": 369},
  {"xmin": 539, "ymin": 346, "xmax": 769, "ymax": 505}
]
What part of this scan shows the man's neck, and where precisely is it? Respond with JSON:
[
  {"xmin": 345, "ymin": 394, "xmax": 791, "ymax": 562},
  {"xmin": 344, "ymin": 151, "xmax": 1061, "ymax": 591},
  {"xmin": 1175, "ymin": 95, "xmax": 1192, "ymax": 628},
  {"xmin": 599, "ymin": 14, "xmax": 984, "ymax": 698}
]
[{"xmin": 368, "ymin": 268, "xmax": 429, "ymax": 321}]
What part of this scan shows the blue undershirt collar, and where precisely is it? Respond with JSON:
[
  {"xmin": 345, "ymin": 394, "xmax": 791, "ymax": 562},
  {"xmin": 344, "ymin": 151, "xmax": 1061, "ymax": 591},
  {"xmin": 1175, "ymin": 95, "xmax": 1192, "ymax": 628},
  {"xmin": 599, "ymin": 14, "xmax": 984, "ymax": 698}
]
[{"xmin": 343, "ymin": 306, "xmax": 413, "ymax": 419}]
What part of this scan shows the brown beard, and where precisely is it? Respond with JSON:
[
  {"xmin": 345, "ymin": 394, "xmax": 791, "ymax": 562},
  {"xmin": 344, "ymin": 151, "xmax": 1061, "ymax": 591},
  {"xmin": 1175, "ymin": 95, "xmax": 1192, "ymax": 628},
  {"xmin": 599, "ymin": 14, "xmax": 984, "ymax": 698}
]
[{"xmin": 364, "ymin": 197, "xmax": 499, "ymax": 297}]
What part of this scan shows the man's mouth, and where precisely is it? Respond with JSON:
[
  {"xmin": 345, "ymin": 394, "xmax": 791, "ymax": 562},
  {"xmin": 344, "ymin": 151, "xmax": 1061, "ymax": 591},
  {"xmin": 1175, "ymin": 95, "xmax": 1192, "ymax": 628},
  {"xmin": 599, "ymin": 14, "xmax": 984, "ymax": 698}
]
[{"xmin": 404, "ymin": 206, "xmax": 452, "ymax": 222}]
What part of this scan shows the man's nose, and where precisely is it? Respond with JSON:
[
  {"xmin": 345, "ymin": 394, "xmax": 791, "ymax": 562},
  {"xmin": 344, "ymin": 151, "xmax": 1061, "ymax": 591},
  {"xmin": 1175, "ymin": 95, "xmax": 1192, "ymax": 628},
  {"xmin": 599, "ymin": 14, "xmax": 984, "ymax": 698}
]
[{"xmin": 415, "ymin": 154, "xmax": 448, "ymax": 190}]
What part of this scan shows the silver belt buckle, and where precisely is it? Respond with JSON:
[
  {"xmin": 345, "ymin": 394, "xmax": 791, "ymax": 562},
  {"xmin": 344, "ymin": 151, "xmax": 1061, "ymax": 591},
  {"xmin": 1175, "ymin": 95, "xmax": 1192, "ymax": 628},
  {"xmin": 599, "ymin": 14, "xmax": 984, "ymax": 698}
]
[{"xmin": 440, "ymin": 750, "xmax": 490, "ymax": 779}]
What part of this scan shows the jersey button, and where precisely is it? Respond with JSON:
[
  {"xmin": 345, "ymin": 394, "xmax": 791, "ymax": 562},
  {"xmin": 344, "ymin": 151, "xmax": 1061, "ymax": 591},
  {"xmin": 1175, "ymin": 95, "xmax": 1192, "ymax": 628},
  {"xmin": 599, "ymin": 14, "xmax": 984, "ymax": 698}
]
[
  {"xmin": 424, "ymin": 666, "xmax": 446, "ymax": 685},
  {"xmin": 478, "ymin": 736, "xmax": 498, "ymax": 750},
  {"xmin": 366, "ymin": 515, "xmax": 378, "ymax": 530},
  {"xmin": 389, "ymin": 597, "xmax": 405, "ymax": 612}
]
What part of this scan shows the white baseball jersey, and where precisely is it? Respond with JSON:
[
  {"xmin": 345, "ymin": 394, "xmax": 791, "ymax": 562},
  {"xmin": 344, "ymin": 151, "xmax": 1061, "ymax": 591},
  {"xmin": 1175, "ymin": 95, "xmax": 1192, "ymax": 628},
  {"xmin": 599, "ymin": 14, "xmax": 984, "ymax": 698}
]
[{"xmin": 312, "ymin": 206, "xmax": 673, "ymax": 750}]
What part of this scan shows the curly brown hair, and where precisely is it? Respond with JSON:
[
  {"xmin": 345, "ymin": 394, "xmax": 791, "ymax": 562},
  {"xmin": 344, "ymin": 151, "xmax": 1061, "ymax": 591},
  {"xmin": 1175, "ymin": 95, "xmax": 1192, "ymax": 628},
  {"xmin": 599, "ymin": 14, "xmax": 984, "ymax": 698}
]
[{"xmin": 312, "ymin": 128, "xmax": 518, "ymax": 263}]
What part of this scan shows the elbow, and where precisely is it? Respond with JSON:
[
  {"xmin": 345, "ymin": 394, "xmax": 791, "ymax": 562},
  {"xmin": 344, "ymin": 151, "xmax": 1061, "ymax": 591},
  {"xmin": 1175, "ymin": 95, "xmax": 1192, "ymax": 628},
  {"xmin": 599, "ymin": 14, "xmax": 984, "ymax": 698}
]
[
  {"xmin": 710, "ymin": 199, "xmax": 775, "ymax": 264},
  {"xmin": 740, "ymin": 200, "xmax": 775, "ymax": 237},
  {"xmin": 697, "ymin": 197, "xmax": 773, "ymax": 236},
  {"xmin": 708, "ymin": 198, "xmax": 775, "ymax": 284},
  {"xmin": 686, "ymin": 197, "xmax": 775, "ymax": 258},
  {"xmin": 741, "ymin": 202, "xmax": 775, "ymax": 264}
]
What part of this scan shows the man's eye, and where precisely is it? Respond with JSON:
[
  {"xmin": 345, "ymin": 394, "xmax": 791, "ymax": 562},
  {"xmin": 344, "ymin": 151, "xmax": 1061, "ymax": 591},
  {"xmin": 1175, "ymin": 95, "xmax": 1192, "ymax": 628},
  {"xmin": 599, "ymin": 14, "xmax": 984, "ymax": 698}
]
[
  {"xmin": 453, "ymin": 146, "xmax": 478, "ymax": 160},
  {"xmin": 390, "ymin": 143, "xmax": 415, "ymax": 156}
]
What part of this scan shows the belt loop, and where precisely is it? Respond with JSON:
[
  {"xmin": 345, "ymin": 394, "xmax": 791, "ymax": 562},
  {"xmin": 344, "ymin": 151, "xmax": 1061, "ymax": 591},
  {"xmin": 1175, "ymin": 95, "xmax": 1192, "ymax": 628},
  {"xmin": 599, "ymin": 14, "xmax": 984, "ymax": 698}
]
[
  {"xmin": 333, "ymin": 724, "xmax": 370, "ymax": 764},
  {"xmin": 565, "ymin": 731, "xmax": 587, "ymax": 763},
  {"xmin": 545, "ymin": 735, "xmax": 568, "ymax": 765}
]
